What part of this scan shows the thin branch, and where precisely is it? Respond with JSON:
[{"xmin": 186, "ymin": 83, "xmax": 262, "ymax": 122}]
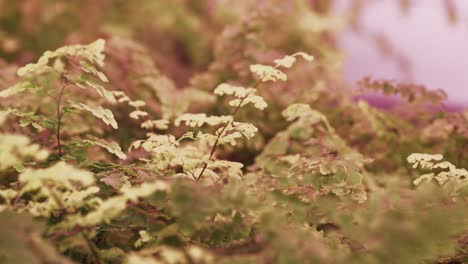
[
  {"xmin": 82, "ymin": 232, "xmax": 103, "ymax": 264},
  {"xmin": 56, "ymin": 78, "xmax": 69, "ymax": 158},
  {"xmin": 196, "ymin": 78, "xmax": 263, "ymax": 180},
  {"xmin": 43, "ymin": 90, "xmax": 58, "ymax": 102}
]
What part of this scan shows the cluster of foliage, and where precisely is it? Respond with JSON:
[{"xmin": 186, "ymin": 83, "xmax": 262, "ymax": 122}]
[{"xmin": 0, "ymin": 1, "xmax": 467, "ymax": 263}]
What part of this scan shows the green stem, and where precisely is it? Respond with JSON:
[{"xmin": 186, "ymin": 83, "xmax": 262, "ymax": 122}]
[
  {"xmin": 56, "ymin": 79, "xmax": 69, "ymax": 158},
  {"xmin": 196, "ymin": 78, "xmax": 263, "ymax": 180}
]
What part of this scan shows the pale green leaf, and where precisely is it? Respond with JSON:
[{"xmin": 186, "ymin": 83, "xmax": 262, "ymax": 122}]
[{"xmin": 72, "ymin": 103, "xmax": 118, "ymax": 129}]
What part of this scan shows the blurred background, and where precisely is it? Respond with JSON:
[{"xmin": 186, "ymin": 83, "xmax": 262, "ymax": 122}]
[
  {"xmin": 0, "ymin": 0, "xmax": 466, "ymax": 107},
  {"xmin": 335, "ymin": 0, "xmax": 468, "ymax": 107}
]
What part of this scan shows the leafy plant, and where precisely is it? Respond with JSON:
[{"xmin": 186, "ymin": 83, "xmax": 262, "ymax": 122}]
[{"xmin": 0, "ymin": 1, "xmax": 467, "ymax": 264}]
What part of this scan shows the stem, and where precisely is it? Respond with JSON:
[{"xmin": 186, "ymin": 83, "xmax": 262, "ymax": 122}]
[
  {"xmin": 56, "ymin": 79, "xmax": 69, "ymax": 158},
  {"xmin": 196, "ymin": 78, "xmax": 263, "ymax": 180},
  {"xmin": 82, "ymin": 232, "xmax": 103, "ymax": 264},
  {"xmin": 196, "ymin": 98, "xmax": 245, "ymax": 180}
]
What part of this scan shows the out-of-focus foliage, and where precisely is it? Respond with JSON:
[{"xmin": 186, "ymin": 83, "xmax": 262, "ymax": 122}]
[{"xmin": 0, "ymin": 0, "xmax": 467, "ymax": 263}]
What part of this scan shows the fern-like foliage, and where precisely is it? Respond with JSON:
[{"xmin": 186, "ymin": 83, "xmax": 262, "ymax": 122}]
[
  {"xmin": 408, "ymin": 153, "xmax": 467, "ymax": 197},
  {"xmin": 0, "ymin": 4, "xmax": 466, "ymax": 262}
]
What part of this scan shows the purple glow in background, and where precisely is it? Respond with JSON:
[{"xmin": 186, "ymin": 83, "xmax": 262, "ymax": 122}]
[{"xmin": 335, "ymin": 0, "xmax": 468, "ymax": 105}]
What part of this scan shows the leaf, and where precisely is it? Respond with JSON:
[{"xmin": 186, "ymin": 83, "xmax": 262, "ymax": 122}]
[
  {"xmin": 134, "ymin": 230, "xmax": 152, "ymax": 248},
  {"xmin": 72, "ymin": 103, "xmax": 118, "ymax": 129},
  {"xmin": 249, "ymin": 64, "xmax": 287, "ymax": 82},
  {"xmin": 83, "ymin": 137, "xmax": 127, "ymax": 160},
  {"xmin": 79, "ymin": 60, "xmax": 109, "ymax": 83},
  {"xmin": 13, "ymin": 162, "xmax": 25, "ymax": 173},
  {"xmin": 17, "ymin": 39, "xmax": 106, "ymax": 77},
  {"xmin": 282, "ymin": 103, "xmax": 313, "ymax": 121},
  {"xmin": 141, "ymin": 119, "xmax": 170, "ymax": 130},
  {"xmin": 292, "ymin": 52, "xmax": 314, "ymax": 62},
  {"xmin": 213, "ymin": 83, "xmax": 255, "ymax": 98},
  {"xmin": 8, "ymin": 110, "xmax": 55, "ymax": 130},
  {"xmin": 413, "ymin": 173, "xmax": 435, "ymax": 185},
  {"xmin": 0, "ymin": 133, "xmax": 49, "ymax": 170},
  {"xmin": 83, "ymin": 81, "xmax": 116, "ymax": 102},
  {"xmin": 407, "ymin": 153, "xmax": 443, "ymax": 169},
  {"xmin": 214, "ymin": 83, "xmax": 267, "ymax": 110},
  {"xmin": 100, "ymin": 173, "xmax": 130, "ymax": 189},
  {"xmin": 129, "ymin": 100, "xmax": 146, "ymax": 108},
  {"xmin": 113, "ymin": 90, "xmax": 131, "ymax": 103},
  {"xmin": 347, "ymin": 171, "xmax": 363, "ymax": 186},
  {"xmin": 229, "ymin": 94, "xmax": 268, "ymax": 110},
  {"xmin": 62, "ymin": 181, "xmax": 169, "ymax": 227},
  {"xmin": 215, "ymin": 122, "xmax": 259, "ymax": 145},
  {"xmin": 175, "ymin": 113, "xmax": 233, "ymax": 127},
  {"xmin": 208, "ymin": 160, "xmax": 243, "ymax": 180},
  {"xmin": 0, "ymin": 82, "xmax": 39, "ymax": 98},
  {"xmin": 17, "ymin": 55, "xmax": 54, "ymax": 77},
  {"xmin": 274, "ymin": 55, "xmax": 296, "ymax": 68},
  {"xmin": 129, "ymin": 110, "xmax": 148, "ymax": 120},
  {"xmin": 19, "ymin": 161, "xmax": 96, "ymax": 193}
]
